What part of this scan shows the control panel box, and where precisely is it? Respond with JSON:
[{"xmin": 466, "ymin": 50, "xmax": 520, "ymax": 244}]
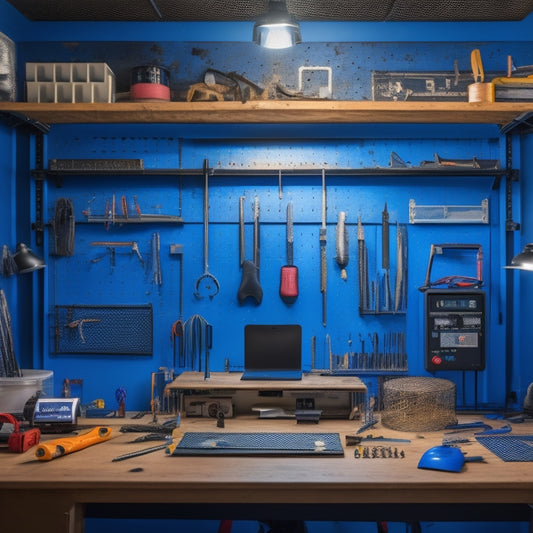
[{"xmin": 424, "ymin": 289, "xmax": 485, "ymax": 371}]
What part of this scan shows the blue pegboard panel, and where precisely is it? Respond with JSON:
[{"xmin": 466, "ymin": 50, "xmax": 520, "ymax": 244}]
[{"xmin": 53, "ymin": 304, "xmax": 153, "ymax": 355}]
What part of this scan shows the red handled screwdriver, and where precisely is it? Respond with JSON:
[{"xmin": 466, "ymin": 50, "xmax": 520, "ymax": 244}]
[{"xmin": 280, "ymin": 201, "xmax": 298, "ymax": 303}]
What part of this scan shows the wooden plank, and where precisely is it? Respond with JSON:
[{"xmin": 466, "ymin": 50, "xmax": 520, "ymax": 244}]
[
  {"xmin": 168, "ymin": 371, "xmax": 366, "ymax": 391},
  {"xmin": 1, "ymin": 101, "xmax": 533, "ymax": 125}
]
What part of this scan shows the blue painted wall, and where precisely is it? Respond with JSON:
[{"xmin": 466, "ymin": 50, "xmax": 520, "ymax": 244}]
[
  {"xmin": 36, "ymin": 122, "xmax": 501, "ymax": 411},
  {"xmin": 1, "ymin": 1, "xmax": 532, "ymax": 412},
  {"xmin": 1, "ymin": 3, "xmax": 533, "ymax": 531},
  {"xmin": 7, "ymin": 33, "xmax": 514, "ymax": 412}
]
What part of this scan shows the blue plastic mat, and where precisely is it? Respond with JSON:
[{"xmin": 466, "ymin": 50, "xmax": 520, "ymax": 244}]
[
  {"xmin": 475, "ymin": 434, "xmax": 533, "ymax": 462},
  {"xmin": 170, "ymin": 432, "xmax": 344, "ymax": 456}
]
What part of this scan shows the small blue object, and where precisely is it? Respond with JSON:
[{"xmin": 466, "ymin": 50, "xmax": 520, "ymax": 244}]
[
  {"xmin": 418, "ymin": 445, "xmax": 466, "ymax": 473},
  {"xmin": 484, "ymin": 413, "xmax": 504, "ymax": 420},
  {"xmin": 115, "ymin": 387, "xmax": 127, "ymax": 404},
  {"xmin": 474, "ymin": 424, "xmax": 512, "ymax": 436}
]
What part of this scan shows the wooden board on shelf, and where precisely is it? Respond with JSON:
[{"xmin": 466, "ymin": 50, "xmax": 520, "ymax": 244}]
[{"xmin": 1, "ymin": 100, "xmax": 533, "ymax": 126}]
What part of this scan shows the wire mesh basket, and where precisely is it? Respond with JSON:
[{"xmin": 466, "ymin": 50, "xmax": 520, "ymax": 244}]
[
  {"xmin": 381, "ymin": 376, "xmax": 457, "ymax": 431},
  {"xmin": 53, "ymin": 304, "xmax": 152, "ymax": 355}
]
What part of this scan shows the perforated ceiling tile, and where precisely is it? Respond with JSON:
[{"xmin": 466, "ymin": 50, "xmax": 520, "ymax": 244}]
[
  {"xmin": 385, "ymin": 0, "xmax": 533, "ymax": 21},
  {"xmin": 5, "ymin": 0, "xmax": 269, "ymax": 21},
  {"xmin": 6, "ymin": 0, "xmax": 533, "ymax": 22}
]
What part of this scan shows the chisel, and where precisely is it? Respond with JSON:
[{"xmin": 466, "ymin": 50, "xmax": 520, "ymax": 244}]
[
  {"xmin": 280, "ymin": 201, "xmax": 298, "ymax": 303},
  {"xmin": 382, "ymin": 203, "xmax": 391, "ymax": 311},
  {"xmin": 35, "ymin": 426, "xmax": 112, "ymax": 461},
  {"xmin": 357, "ymin": 217, "xmax": 368, "ymax": 312},
  {"xmin": 394, "ymin": 222, "xmax": 403, "ymax": 312},
  {"xmin": 320, "ymin": 169, "xmax": 327, "ymax": 326}
]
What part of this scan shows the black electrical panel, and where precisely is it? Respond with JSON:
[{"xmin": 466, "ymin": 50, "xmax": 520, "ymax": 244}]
[{"xmin": 424, "ymin": 289, "xmax": 485, "ymax": 371}]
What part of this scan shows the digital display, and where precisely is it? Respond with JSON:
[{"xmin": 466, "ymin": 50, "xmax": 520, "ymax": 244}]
[
  {"xmin": 440, "ymin": 332, "xmax": 478, "ymax": 348},
  {"xmin": 435, "ymin": 298, "xmax": 478, "ymax": 310},
  {"xmin": 434, "ymin": 317, "xmax": 455, "ymax": 327},
  {"xmin": 33, "ymin": 398, "xmax": 79, "ymax": 423},
  {"xmin": 463, "ymin": 316, "xmax": 481, "ymax": 326}
]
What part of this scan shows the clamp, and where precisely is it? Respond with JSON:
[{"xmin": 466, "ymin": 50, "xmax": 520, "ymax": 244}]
[{"xmin": 0, "ymin": 412, "xmax": 40, "ymax": 453}]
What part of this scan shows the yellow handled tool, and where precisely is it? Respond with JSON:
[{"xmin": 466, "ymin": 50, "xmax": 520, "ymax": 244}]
[
  {"xmin": 471, "ymin": 49, "xmax": 484, "ymax": 83},
  {"xmin": 491, "ymin": 75, "xmax": 533, "ymax": 85},
  {"xmin": 35, "ymin": 426, "xmax": 112, "ymax": 461}
]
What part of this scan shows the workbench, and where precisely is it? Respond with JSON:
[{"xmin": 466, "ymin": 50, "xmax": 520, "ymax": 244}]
[{"xmin": 1, "ymin": 413, "xmax": 533, "ymax": 533}]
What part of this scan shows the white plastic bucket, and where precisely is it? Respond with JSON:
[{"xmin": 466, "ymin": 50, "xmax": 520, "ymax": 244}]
[{"xmin": 0, "ymin": 370, "xmax": 53, "ymax": 414}]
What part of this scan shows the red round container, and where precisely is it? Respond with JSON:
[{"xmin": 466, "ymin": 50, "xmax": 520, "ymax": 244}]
[{"xmin": 130, "ymin": 65, "xmax": 170, "ymax": 101}]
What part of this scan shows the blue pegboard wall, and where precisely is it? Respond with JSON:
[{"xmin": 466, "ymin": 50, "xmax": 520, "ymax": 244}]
[
  {"xmin": 36, "ymin": 124, "xmax": 503, "ymax": 410},
  {"xmin": 15, "ymin": 40, "xmax": 533, "ymax": 102},
  {"xmin": 12, "ymin": 34, "xmax": 516, "ymax": 410}
]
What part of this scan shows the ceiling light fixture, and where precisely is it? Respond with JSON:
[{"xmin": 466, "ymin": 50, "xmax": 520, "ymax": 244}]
[
  {"xmin": 253, "ymin": 1, "xmax": 302, "ymax": 49},
  {"xmin": 505, "ymin": 243, "xmax": 533, "ymax": 271}
]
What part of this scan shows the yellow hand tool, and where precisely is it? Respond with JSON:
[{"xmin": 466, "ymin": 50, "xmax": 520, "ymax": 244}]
[
  {"xmin": 35, "ymin": 426, "xmax": 112, "ymax": 461},
  {"xmin": 491, "ymin": 75, "xmax": 533, "ymax": 85},
  {"xmin": 490, "ymin": 54, "xmax": 533, "ymax": 89},
  {"xmin": 470, "ymin": 49, "xmax": 484, "ymax": 83}
]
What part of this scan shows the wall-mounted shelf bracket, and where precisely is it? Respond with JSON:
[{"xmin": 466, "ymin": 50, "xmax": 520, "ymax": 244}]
[
  {"xmin": 0, "ymin": 111, "xmax": 50, "ymax": 134},
  {"xmin": 409, "ymin": 198, "xmax": 489, "ymax": 224}
]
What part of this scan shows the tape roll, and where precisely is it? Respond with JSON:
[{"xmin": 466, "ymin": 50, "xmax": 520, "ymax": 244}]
[
  {"xmin": 131, "ymin": 83, "xmax": 170, "ymax": 101},
  {"xmin": 130, "ymin": 65, "xmax": 170, "ymax": 101},
  {"xmin": 468, "ymin": 82, "xmax": 495, "ymax": 103}
]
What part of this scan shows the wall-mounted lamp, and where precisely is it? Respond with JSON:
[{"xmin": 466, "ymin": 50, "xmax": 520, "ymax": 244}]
[
  {"xmin": 12, "ymin": 243, "xmax": 46, "ymax": 274},
  {"xmin": 505, "ymin": 243, "xmax": 533, "ymax": 271},
  {"xmin": 253, "ymin": 1, "xmax": 301, "ymax": 49}
]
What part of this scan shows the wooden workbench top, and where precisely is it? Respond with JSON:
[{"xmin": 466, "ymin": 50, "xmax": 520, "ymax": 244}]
[
  {"xmin": 1, "ymin": 414, "xmax": 533, "ymax": 533},
  {"xmin": 1, "ymin": 414, "xmax": 532, "ymax": 501},
  {"xmin": 167, "ymin": 371, "xmax": 367, "ymax": 392}
]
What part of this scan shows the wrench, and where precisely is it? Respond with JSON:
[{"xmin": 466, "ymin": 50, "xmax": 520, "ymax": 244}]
[{"xmin": 194, "ymin": 159, "xmax": 220, "ymax": 299}]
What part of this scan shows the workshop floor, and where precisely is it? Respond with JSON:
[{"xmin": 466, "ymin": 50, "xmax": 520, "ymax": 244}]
[{"xmin": 85, "ymin": 519, "xmax": 529, "ymax": 532}]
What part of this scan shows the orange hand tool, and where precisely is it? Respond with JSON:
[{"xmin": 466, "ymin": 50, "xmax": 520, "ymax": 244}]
[{"xmin": 35, "ymin": 426, "xmax": 112, "ymax": 461}]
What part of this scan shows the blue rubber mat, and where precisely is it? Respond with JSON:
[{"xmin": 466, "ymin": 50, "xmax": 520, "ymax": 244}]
[
  {"xmin": 475, "ymin": 434, "xmax": 533, "ymax": 462},
  {"xmin": 170, "ymin": 432, "xmax": 344, "ymax": 456}
]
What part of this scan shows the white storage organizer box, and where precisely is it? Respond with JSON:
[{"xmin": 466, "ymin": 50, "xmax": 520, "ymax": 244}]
[
  {"xmin": 25, "ymin": 62, "xmax": 115, "ymax": 103},
  {"xmin": 0, "ymin": 369, "xmax": 53, "ymax": 414}
]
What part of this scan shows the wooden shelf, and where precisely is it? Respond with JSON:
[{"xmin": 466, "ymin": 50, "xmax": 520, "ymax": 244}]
[
  {"xmin": 167, "ymin": 371, "xmax": 367, "ymax": 392},
  {"xmin": 1, "ymin": 100, "xmax": 533, "ymax": 126}
]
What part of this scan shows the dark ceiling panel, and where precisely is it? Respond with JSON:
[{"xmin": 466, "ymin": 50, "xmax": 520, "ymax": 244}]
[
  {"xmin": 386, "ymin": 0, "xmax": 533, "ymax": 21},
  {"xmin": 6, "ymin": 0, "xmax": 162, "ymax": 21},
  {"xmin": 5, "ymin": 0, "xmax": 533, "ymax": 22},
  {"xmin": 5, "ymin": 0, "xmax": 269, "ymax": 21},
  {"xmin": 287, "ymin": 0, "xmax": 394, "ymax": 21}
]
